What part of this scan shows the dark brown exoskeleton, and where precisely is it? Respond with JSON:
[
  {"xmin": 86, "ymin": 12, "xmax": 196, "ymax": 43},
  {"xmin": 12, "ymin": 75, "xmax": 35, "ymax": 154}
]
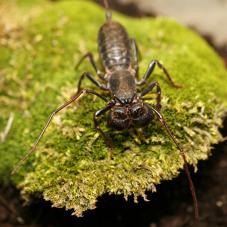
[{"xmin": 12, "ymin": 0, "xmax": 199, "ymax": 219}]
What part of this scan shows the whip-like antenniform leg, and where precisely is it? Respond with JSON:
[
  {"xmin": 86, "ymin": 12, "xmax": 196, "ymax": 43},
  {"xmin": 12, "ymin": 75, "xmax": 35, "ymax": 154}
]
[
  {"xmin": 150, "ymin": 106, "xmax": 199, "ymax": 220},
  {"xmin": 11, "ymin": 89, "xmax": 107, "ymax": 175}
]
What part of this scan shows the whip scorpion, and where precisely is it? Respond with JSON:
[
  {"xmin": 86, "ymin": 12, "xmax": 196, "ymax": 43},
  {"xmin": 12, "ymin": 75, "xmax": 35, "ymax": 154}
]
[{"xmin": 12, "ymin": 0, "xmax": 199, "ymax": 219}]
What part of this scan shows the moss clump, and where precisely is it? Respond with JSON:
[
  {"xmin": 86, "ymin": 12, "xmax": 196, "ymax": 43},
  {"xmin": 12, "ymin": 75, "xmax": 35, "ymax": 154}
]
[{"xmin": 1, "ymin": 1, "xmax": 227, "ymax": 216}]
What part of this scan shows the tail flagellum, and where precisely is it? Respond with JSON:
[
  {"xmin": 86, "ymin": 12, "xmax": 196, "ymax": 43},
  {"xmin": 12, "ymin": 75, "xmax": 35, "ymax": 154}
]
[{"xmin": 103, "ymin": 0, "xmax": 112, "ymax": 21}]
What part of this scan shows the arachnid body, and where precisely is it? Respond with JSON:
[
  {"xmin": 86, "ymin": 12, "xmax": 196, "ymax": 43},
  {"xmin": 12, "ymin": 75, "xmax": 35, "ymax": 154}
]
[{"xmin": 12, "ymin": 0, "xmax": 199, "ymax": 219}]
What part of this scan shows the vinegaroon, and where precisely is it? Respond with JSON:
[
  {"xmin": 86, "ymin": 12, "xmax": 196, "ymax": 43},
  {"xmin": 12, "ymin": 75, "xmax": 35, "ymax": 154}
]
[{"xmin": 12, "ymin": 0, "xmax": 199, "ymax": 220}]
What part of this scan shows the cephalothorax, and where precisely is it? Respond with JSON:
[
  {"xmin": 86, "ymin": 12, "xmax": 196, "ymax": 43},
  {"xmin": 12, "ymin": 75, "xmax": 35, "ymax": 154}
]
[{"xmin": 12, "ymin": 0, "xmax": 199, "ymax": 219}]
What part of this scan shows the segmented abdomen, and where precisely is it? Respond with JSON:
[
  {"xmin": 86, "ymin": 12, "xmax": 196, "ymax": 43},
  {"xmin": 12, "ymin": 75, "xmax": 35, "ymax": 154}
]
[{"xmin": 98, "ymin": 21, "xmax": 131, "ymax": 71}]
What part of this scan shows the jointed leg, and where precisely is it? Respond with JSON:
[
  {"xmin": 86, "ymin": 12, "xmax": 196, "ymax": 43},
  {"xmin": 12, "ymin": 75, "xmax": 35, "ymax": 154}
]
[
  {"xmin": 136, "ymin": 60, "xmax": 182, "ymax": 87},
  {"xmin": 77, "ymin": 72, "xmax": 108, "ymax": 91},
  {"xmin": 12, "ymin": 89, "xmax": 107, "ymax": 175},
  {"xmin": 150, "ymin": 106, "xmax": 199, "ymax": 220},
  {"xmin": 75, "ymin": 52, "xmax": 105, "ymax": 80},
  {"xmin": 94, "ymin": 101, "xmax": 115, "ymax": 150},
  {"xmin": 140, "ymin": 81, "xmax": 161, "ymax": 111}
]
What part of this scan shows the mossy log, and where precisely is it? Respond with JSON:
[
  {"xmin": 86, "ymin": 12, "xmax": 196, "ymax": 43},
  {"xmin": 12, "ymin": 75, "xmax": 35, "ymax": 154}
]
[{"xmin": 0, "ymin": 0, "xmax": 227, "ymax": 216}]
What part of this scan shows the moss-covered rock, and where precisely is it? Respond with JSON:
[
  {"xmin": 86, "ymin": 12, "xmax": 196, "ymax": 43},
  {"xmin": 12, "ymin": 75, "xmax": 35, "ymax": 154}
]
[{"xmin": 0, "ymin": 0, "xmax": 227, "ymax": 216}]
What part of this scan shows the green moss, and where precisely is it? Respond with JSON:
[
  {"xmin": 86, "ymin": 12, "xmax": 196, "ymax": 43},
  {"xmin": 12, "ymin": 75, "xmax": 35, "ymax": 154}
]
[{"xmin": 0, "ymin": 0, "xmax": 227, "ymax": 216}]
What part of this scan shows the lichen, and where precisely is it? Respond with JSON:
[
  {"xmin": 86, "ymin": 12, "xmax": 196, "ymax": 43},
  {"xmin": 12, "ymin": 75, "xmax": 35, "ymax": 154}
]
[{"xmin": 0, "ymin": 0, "xmax": 227, "ymax": 216}]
